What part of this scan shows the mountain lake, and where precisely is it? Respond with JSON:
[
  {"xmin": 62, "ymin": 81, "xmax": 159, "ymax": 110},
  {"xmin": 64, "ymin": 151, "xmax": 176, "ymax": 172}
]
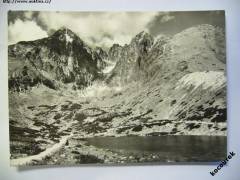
[{"xmin": 84, "ymin": 135, "xmax": 227, "ymax": 162}]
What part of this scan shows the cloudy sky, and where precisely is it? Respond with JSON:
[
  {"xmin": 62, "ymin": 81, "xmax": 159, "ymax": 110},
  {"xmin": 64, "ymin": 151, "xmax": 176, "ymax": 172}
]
[{"xmin": 8, "ymin": 11, "xmax": 225, "ymax": 48}]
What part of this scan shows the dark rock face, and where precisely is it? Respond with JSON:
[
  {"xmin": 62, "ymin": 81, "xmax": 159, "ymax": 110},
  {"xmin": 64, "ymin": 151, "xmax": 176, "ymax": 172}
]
[
  {"xmin": 8, "ymin": 28, "xmax": 107, "ymax": 91},
  {"xmin": 108, "ymin": 44, "xmax": 123, "ymax": 62},
  {"xmin": 95, "ymin": 47, "xmax": 108, "ymax": 60},
  {"xmin": 92, "ymin": 47, "xmax": 108, "ymax": 70},
  {"xmin": 107, "ymin": 31, "xmax": 154, "ymax": 84}
]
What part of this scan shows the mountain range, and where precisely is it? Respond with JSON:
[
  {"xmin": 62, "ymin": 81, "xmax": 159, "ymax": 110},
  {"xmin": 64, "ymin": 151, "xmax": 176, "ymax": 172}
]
[{"xmin": 9, "ymin": 24, "xmax": 227, "ymax": 164}]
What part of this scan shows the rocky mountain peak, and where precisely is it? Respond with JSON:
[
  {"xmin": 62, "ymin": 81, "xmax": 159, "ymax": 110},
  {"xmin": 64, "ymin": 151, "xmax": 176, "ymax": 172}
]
[
  {"xmin": 132, "ymin": 31, "xmax": 153, "ymax": 42},
  {"xmin": 106, "ymin": 31, "xmax": 155, "ymax": 85},
  {"xmin": 50, "ymin": 27, "xmax": 84, "ymax": 47},
  {"xmin": 8, "ymin": 28, "xmax": 107, "ymax": 91},
  {"xmin": 52, "ymin": 27, "xmax": 78, "ymax": 39},
  {"xmin": 95, "ymin": 47, "xmax": 108, "ymax": 59},
  {"xmin": 132, "ymin": 30, "xmax": 151, "ymax": 40},
  {"xmin": 110, "ymin": 43, "xmax": 122, "ymax": 49},
  {"xmin": 130, "ymin": 31, "xmax": 154, "ymax": 55}
]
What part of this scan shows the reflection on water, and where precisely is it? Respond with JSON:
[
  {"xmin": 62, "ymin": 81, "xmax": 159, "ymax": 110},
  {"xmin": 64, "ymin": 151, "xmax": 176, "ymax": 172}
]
[{"xmin": 86, "ymin": 136, "xmax": 227, "ymax": 162}]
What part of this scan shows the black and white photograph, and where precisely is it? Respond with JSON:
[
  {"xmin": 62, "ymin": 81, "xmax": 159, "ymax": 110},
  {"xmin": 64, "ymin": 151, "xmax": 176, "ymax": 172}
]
[{"xmin": 8, "ymin": 11, "xmax": 227, "ymax": 166}]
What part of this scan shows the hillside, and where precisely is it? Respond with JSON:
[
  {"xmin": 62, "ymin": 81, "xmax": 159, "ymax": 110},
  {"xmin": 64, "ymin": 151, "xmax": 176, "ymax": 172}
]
[
  {"xmin": 8, "ymin": 28, "xmax": 107, "ymax": 92},
  {"xmin": 98, "ymin": 24, "xmax": 226, "ymax": 136}
]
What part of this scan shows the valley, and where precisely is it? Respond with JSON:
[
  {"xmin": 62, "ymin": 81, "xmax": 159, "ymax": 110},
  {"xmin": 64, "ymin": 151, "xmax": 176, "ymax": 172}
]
[{"xmin": 9, "ymin": 24, "xmax": 227, "ymax": 165}]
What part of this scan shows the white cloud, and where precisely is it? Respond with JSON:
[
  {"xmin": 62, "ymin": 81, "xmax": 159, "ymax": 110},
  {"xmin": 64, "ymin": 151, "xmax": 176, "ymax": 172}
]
[
  {"xmin": 8, "ymin": 19, "xmax": 48, "ymax": 45},
  {"xmin": 24, "ymin": 11, "xmax": 34, "ymax": 19},
  {"xmin": 160, "ymin": 14, "xmax": 175, "ymax": 23},
  {"xmin": 8, "ymin": 12, "xmax": 158, "ymax": 48},
  {"xmin": 37, "ymin": 12, "xmax": 158, "ymax": 48}
]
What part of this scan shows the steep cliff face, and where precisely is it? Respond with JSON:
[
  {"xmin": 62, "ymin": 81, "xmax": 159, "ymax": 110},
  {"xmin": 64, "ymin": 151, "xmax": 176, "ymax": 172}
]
[
  {"xmin": 92, "ymin": 47, "xmax": 108, "ymax": 71},
  {"xmin": 8, "ymin": 28, "xmax": 106, "ymax": 91},
  {"xmin": 107, "ymin": 31, "xmax": 154, "ymax": 85},
  {"xmin": 95, "ymin": 47, "xmax": 108, "ymax": 60},
  {"xmin": 108, "ymin": 44, "xmax": 123, "ymax": 62}
]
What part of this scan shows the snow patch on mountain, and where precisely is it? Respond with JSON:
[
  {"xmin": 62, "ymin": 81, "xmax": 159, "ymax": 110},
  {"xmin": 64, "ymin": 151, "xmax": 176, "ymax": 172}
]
[
  {"xmin": 65, "ymin": 32, "xmax": 73, "ymax": 44},
  {"xmin": 77, "ymin": 81, "xmax": 122, "ymax": 98},
  {"xmin": 67, "ymin": 56, "xmax": 74, "ymax": 72},
  {"xmin": 176, "ymin": 71, "xmax": 226, "ymax": 90},
  {"xmin": 83, "ymin": 117, "xmax": 96, "ymax": 124},
  {"xmin": 102, "ymin": 61, "xmax": 116, "ymax": 74}
]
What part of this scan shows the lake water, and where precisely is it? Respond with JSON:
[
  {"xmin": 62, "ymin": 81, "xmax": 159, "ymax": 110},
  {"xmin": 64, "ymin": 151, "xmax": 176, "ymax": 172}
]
[{"xmin": 86, "ymin": 136, "xmax": 227, "ymax": 162}]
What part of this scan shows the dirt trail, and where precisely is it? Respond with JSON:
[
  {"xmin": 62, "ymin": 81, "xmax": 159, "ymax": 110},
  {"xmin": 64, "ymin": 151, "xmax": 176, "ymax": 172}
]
[{"xmin": 10, "ymin": 134, "xmax": 73, "ymax": 166}]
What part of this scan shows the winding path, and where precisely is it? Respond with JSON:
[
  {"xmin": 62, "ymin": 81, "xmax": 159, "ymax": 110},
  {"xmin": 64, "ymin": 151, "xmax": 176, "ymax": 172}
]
[{"xmin": 10, "ymin": 134, "xmax": 73, "ymax": 166}]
